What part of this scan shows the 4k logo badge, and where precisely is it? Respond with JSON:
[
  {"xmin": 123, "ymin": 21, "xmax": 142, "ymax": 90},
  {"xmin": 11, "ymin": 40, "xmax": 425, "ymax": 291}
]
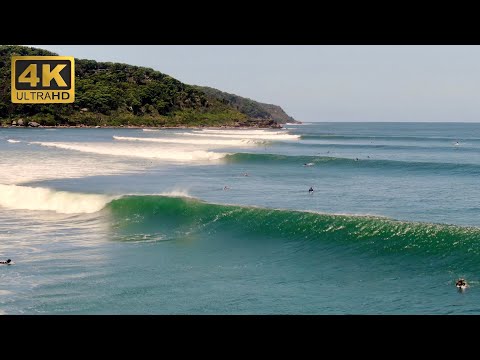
[{"xmin": 11, "ymin": 56, "xmax": 75, "ymax": 103}]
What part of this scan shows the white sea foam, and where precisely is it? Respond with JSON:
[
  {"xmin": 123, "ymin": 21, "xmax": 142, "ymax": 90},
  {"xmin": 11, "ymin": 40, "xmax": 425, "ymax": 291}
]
[
  {"xmin": 0, "ymin": 184, "xmax": 114, "ymax": 214},
  {"xmin": 142, "ymin": 129, "xmax": 161, "ymax": 132},
  {"xmin": 198, "ymin": 129, "xmax": 285, "ymax": 135},
  {"xmin": 0, "ymin": 149, "xmax": 136, "ymax": 184},
  {"xmin": 0, "ymin": 184, "xmax": 196, "ymax": 214},
  {"xmin": 158, "ymin": 189, "xmax": 192, "ymax": 198},
  {"xmin": 113, "ymin": 135, "xmax": 261, "ymax": 147},
  {"xmin": 31, "ymin": 141, "xmax": 227, "ymax": 162},
  {"xmin": 3, "ymin": 130, "xmax": 275, "ymax": 186},
  {"xmin": 179, "ymin": 132, "xmax": 300, "ymax": 140}
]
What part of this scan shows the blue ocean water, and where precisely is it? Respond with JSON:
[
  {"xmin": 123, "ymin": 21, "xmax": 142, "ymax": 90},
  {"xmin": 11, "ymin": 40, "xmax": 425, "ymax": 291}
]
[{"xmin": 1, "ymin": 122, "xmax": 479, "ymax": 314}]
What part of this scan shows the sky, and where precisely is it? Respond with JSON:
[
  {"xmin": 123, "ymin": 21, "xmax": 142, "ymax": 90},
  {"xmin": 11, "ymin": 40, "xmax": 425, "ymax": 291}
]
[{"xmin": 30, "ymin": 45, "xmax": 480, "ymax": 122}]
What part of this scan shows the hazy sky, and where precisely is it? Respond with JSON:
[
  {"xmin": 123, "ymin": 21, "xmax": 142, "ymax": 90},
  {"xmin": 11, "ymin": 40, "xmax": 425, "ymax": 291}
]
[{"xmin": 31, "ymin": 45, "xmax": 480, "ymax": 122}]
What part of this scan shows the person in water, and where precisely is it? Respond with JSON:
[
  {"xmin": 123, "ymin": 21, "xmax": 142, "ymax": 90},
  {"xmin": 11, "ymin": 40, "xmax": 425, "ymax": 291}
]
[
  {"xmin": 308, "ymin": 187, "xmax": 314, "ymax": 193},
  {"xmin": 456, "ymin": 278, "xmax": 467, "ymax": 288},
  {"xmin": 0, "ymin": 259, "xmax": 12, "ymax": 265}
]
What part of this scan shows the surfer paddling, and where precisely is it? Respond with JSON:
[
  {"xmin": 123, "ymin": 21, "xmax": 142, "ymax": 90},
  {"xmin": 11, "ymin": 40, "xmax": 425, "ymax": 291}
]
[
  {"xmin": 0, "ymin": 259, "xmax": 12, "ymax": 265},
  {"xmin": 456, "ymin": 278, "xmax": 468, "ymax": 290}
]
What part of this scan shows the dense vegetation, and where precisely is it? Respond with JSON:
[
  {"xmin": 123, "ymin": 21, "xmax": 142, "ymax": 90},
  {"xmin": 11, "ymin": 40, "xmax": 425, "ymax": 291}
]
[
  {"xmin": 0, "ymin": 45, "xmax": 295, "ymax": 127},
  {"xmin": 195, "ymin": 86, "xmax": 299, "ymax": 124}
]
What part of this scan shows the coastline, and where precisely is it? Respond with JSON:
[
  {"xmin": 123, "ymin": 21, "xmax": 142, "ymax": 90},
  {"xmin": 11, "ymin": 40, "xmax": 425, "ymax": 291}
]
[{"xmin": 0, "ymin": 124, "xmax": 285, "ymax": 130}]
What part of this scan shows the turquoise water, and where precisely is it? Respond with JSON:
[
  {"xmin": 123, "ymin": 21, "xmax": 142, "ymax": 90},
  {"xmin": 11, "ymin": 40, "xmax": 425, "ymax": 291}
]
[{"xmin": 1, "ymin": 122, "xmax": 480, "ymax": 314}]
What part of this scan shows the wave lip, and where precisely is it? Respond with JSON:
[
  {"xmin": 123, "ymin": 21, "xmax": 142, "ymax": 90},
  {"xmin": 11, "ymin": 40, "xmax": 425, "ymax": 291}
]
[
  {"xmin": 0, "ymin": 184, "xmax": 113, "ymax": 214},
  {"xmin": 31, "ymin": 141, "xmax": 227, "ymax": 162},
  {"xmin": 179, "ymin": 132, "xmax": 300, "ymax": 140},
  {"xmin": 198, "ymin": 129, "xmax": 286, "ymax": 135},
  {"xmin": 0, "ymin": 186, "xmax": 193, "ymax": 214},
  {"xmin": 157, "ymin": 189, "xmax": 192, "ymax": 198},
  {"xmin": 108, "ymin": 195, "xmax": 480, "ymax": 258},
  {"xmin": 113, "ymin": 135, "xmax": 261, "ymax": 147}
]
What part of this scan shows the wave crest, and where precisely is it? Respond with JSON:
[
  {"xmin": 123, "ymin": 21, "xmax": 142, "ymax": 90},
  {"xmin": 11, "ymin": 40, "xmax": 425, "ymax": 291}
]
[
  {"xmin": 31, "ymin": 141, "xmax": 227, "ymax": 162},
  {"xmin": 112, "ymin": 135, "xmax": 261, "ymax": 147},
  {"xmin": 108, "ymin": 195, "xmax": 480, "ymax": 258},
  {"xmin": 0, "ymin": 184, "xmax": 113, "ymax": 214},
  {"xmin": 178, "ymin": 132, "xmax": 300, "ymax": 140}
]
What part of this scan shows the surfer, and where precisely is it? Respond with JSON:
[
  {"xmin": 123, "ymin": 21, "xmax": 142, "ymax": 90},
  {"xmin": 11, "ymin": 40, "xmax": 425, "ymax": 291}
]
[
  {"xmin": 308, "ymin": 187, "xmax": 314, "ymax": 194},
  {"xmin": 243, "ymin": 173, "xmax": 249, "ymax": 177},
  {"xmin": 223, "ymin": 186, "xmax": 230, "ymax": 191},
  {"xmin": 0, "ymin": 259, "xmax": 12, "ymax": 265},
  {"xmin": 456, "ymin": 278, "xmax": 467, "ymax": 290}
]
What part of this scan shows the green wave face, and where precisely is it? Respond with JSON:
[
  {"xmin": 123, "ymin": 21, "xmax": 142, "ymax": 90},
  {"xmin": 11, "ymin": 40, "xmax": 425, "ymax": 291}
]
[{"xmin": 107, "ymin": 195, "xmax": 480, "ymax": 267}]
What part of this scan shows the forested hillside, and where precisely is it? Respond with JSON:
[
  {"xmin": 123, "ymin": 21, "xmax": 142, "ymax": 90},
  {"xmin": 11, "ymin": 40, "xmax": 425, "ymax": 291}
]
[{"xmin": 0, "ymin": 46, "xmax": 294, "ymax": 127}]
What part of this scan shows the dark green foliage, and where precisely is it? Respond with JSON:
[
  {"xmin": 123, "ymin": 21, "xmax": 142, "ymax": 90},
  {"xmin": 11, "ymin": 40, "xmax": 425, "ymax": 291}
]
[
  {"xmin": 195, "ymin": 86, "xmax": 298, "ymax": 124},
  {"xmin": 0, "ymin": 45, "xmax": 294, "ymax": 127},
  {"xmin": 0, "ymin": 45, "xmax": 253, "ymax": 127}
]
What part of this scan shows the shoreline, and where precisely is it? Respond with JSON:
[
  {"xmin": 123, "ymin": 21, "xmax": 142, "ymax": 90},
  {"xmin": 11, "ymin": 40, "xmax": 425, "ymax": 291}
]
[{"xmin": 0, "ymin": 124, "xmax": 285, "ymax": 130}]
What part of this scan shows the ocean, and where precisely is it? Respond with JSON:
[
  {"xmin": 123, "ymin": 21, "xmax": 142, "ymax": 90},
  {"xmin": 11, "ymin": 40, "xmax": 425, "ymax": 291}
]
[{"xmin": 1, "ymin": 122, "xmax": 479, "ymax": 314}]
